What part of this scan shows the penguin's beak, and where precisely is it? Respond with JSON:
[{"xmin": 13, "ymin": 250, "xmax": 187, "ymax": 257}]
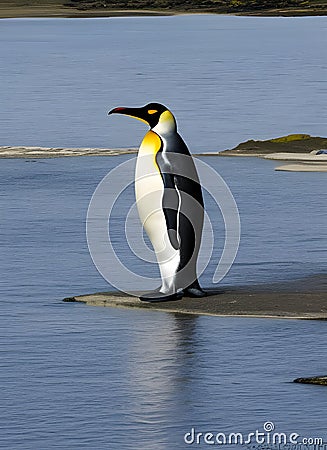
[
  {"xmin": 108, "ymin": 106, "xmax": 149, "ymax": 125},
  {"xmin": 108, "ymin": 107, "xmax": 130, "ymax": 116}
]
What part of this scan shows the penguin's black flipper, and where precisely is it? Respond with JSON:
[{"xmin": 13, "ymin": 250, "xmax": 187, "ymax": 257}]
[
  {"xmin": 157, "ymin": 167, "xmax": 180, "ymax": 250},
  {"xmin": 139, "ymin": 290, "xmax": 183, "ymax": 303}
]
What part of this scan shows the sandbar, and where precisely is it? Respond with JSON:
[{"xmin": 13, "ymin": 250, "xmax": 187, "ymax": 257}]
[
  {"xmin": 275, "ymin": 163, "xmax": 327, "ymax": 172},
  {"xmin": 0, "ymin": 146, "xmax": 137, "ymax": 158},
  {"xmin": 63, "ymin": 274, "xmax": 327, "ymax": 320}
]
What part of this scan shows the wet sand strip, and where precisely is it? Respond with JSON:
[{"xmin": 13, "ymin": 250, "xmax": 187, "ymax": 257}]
[
  {"xmin": 0, "ymin": 146, "xmax": 137, "ymax": 158},
  {"xmin": 63, "ymin": 274, "xmax": 327, "ymax": 320}
]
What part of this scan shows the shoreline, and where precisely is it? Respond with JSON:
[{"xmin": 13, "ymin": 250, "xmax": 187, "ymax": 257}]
[
  {"xmin": 63, "ymin": 274, "xmax": 327, "ymax": 321},
  {"xmin": 0, "ymin": 146, "xmax": 327, "ymax": 172},
  {"xmin": 2, "ymin": 146, "xmax": 327, "ymax": 171},
  {"xmin": 1, "ymin": 6, "xmax": 327, "ymax": 19},
  {"xmin": 0, "ymin": 8, "xmax": 175, "ymax": 20},
  {"xmin": 275, "ymin": 162, "xmax": 327, "ymax": 172},
  {"xmin": 0, "ymin": 146, "xmax": 137, "ymax": 158},
  {"xmin": 2, "ymin": 145, "xmax": 327, "ymax": 160}
]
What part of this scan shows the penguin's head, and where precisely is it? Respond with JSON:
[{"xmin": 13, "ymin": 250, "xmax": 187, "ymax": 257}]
[{"xmin": 108, "ymin": 102, "xmax": 177, "ymax": 134}]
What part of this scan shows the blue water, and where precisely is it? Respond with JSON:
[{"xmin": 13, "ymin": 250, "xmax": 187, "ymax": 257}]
[
  {"xmin": 0, "ymin": 155, "xmax": 326, "ymax": 449},
  {"xmin": 0, "ymin": 15, "xmax": 326, "ymax": 151},
  {"xmin": 0, "ymin": 16, "xmax": 327, "ymax": 450},
  {"xmin": 1, "ymin": 156, "xmax": 326, "ymax": 296},
  {"xmin": 1, "ymin": 303, "xmax": 327, "ymax": 450}
]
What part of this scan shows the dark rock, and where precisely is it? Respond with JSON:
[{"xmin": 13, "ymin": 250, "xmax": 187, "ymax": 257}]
[
  {"xmin": 62, "ymin": 296, "xmax": 77, "ymax": 302},
  {"xmin": 294, "ymin": 376, "xmax": 327, "ymax": 386}
]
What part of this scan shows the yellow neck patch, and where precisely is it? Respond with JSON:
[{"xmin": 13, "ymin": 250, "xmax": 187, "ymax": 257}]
[
  {"xmin": 139, "ymin": 130, "xmax": 162, "ymax": 155},
  {"xmin": 139, "ymin": 130, "xmax": 163, "ymax": 173}
]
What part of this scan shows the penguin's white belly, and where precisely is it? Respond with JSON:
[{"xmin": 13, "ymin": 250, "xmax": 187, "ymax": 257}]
[{"xmin": 135, "ymin": 156, "xmax": 180, "ymax": 293}]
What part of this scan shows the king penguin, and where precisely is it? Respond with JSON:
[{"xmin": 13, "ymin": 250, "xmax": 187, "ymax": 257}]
[{"xmin": 108, "ymin": 103, "xmax": 206, "ymax": 302}]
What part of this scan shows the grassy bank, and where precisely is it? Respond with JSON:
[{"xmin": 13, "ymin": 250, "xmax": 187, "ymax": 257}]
[
  {"xmin": 218, "ymin": 134, "xmax": 327, "ymax": 156},
  {"xmin": 1, "ymin": 0, "xmax": 327, "ymax": 18}
]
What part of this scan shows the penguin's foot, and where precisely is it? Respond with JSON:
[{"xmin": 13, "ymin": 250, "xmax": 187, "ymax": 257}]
[
  {"xmin": 183, "ymin": 287, "xmax": 207, "ymax": 298},
  {"xmin": 139, "ymin": 290, "xmax": 183, "ymax": 303}
]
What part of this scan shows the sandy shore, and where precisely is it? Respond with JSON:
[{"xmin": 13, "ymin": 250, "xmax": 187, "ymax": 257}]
[
  {"xmin": 0, "ymin": 146, "xmax": 137, "ymax": 158},
  {"xmin": 0, "ymin": 146, "xmax": 223, "ymax": 159},
  {"xmin": 1, "ymin": 146, "xmax": 221, "ymax": 158},
  {"xmin": 0, "ymin": 6, "xmax": 174, "ymax": 19},
  {"xmin": 275, "ymin": 162, "xmax": 327, "ymax": 172},
  {"xmin": 3, "ymin": 146, "xmax": 327, "ymax": 171},
  {"xmin": 264, "ymin": 152, "xmax": 327, "ymax": 162},
  {"xmin": 1, "ymin": 6, "xmax": 327, "ymax": 19},
  {"xmin": 63, "ymin": 274, "xmax": 327, "ymax": 320},
  {"xmin": 266, "ymin": 153, "xmax": 327, "ymax": 172}
]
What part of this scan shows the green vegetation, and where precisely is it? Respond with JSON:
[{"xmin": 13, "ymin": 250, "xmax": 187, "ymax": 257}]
[
  {"xmin": 219, "ymin": 135, "xmax": 327, "ymax": 155},
  {"xmin": 1, "ymin": 0, "xmax": 327, "ymax": 17},
  {"xmin": 270, "ymin": 134, "xmax": 311, "ymax": 143}
]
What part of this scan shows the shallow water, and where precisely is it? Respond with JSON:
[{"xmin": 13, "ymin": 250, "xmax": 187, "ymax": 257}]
[
  {"xmin": 1, "ymin": 156, "xmax": 326, "ymax": 297},
  {"xmin": 0, "ymin": 16, "xmax": 327, "ymax": 450},
  {"xmin": 1, "ymin": 302, "xmax": 327, "ymax": 450},
  {"xmin": 0, "ymin": 156, "xmax": 326, "ymax": 449}
]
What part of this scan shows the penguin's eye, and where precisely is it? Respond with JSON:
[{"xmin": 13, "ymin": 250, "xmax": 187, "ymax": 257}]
[{"xmin": 147, "ymin": 109, "xmax": 158, "ymax": 114}]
